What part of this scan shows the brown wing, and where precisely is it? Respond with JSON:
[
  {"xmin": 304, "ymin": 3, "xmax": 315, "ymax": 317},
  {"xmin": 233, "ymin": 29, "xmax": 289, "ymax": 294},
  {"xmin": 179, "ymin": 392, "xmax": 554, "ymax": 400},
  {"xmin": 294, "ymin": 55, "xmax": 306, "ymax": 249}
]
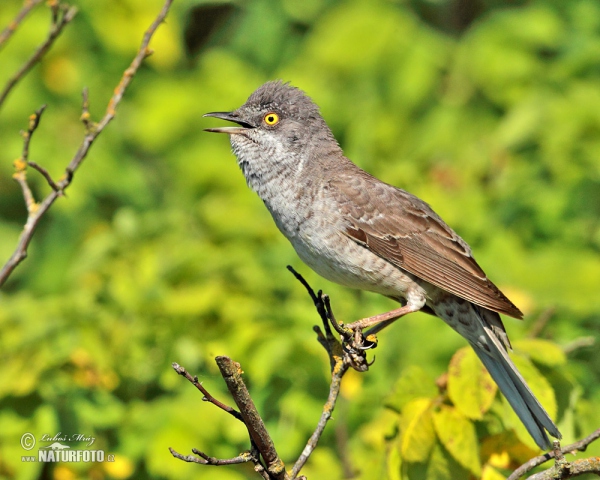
[{"xmin": 328, "ymin": 168, "xmax": 523, "ymax": 319}]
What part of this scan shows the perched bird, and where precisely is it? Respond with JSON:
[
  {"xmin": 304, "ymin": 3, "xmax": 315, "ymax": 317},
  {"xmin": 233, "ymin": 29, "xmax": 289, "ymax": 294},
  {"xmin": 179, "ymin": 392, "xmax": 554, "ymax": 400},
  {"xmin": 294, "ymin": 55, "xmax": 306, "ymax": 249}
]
[{"xmin": 204, "ymin": 81, "xmax": 561, "ymax": 449}]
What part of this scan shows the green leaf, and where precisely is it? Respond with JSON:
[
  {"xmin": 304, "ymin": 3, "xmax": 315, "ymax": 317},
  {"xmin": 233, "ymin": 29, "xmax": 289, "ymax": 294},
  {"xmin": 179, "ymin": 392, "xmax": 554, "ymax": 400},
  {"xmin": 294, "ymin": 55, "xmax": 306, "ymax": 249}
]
[
  {"xmin": 513, "ymin": 338, "xmax": 566, "ymax": 367},
  {"xmin": 447, "ymin": 347, "xmax": 498, "ymax": 420},
  {"xmin": 386, "ymin": 365, "xmax": 438, "ymax": 413},
  {"xmin": 432, "ymin": 405, "xmax": 482, "ymax": 476},
  {"xmin": 398, "ymin": 398, "xmax": 436, "ymax": 463},
  {"xmin": 423, "ymin": 441, "xmax": 470, "ymax": 480}
]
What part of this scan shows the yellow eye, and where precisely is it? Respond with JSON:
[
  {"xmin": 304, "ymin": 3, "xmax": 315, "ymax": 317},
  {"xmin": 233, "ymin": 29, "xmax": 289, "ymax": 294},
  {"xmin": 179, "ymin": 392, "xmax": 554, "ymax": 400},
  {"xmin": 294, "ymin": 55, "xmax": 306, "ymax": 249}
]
[{"xmin": 264, "ymin": 112, "xmax": 279, "ymax": 126}]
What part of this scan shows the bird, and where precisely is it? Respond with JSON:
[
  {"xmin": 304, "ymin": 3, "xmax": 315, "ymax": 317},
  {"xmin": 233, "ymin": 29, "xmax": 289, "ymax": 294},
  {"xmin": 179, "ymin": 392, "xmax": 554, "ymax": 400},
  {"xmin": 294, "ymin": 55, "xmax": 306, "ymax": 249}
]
[{"xmin": 204, "ymin": 80, "xmax": 561, "ymax": 450}]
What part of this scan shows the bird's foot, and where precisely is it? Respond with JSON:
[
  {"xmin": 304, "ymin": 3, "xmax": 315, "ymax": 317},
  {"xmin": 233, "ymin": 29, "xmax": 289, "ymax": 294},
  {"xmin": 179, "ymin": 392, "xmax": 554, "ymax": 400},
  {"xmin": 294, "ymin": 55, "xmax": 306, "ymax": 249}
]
[
  {"xmin": 351, "ymin": 328, "xmax": 378, "ymax": 350},
  {"xmin": 334, "ymin": 325, "xmax": 377, "ymax": 372}
]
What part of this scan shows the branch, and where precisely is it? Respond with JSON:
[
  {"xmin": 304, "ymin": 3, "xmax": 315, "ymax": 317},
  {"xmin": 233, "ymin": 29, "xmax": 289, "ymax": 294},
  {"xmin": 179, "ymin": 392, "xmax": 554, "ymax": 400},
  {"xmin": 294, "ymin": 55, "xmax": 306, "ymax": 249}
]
[
  {"xmin": 170, "ymin": 445, "xmax": 273, "ymax": 480},
  {"xmin": 526, "ymin": 307, "xmax": 556, "ymax": 338},
  {"xmin": 527, "ymin": 457, "xmax": 600, "ymax": 479},
  {"xmin": 216, "ymin": 356, "xmax": 288, "ymax": 480},
  {"xmin": 563, "ymin": 336, "xmax": 595, "ymax": 354},
  {"xmin": 290, "ymin": 341, "xmax": 348, "ymax": 479},
  {"xmin": 10, "ymin": 105, "xmax": 47, "ymax": 217},
  {"xmin": 172, "ymin": 271, "xmax": 373, "ymax": 479},
  {"xmin": 0, "ymin": 2, "xmax": 77, "ymax": 110},
  {"xmin": 171, "ymin": 362, "xmax": 243, "ymax": 422},
  {"xmin": 0, "ymin": 0, "xmax": 44, "ymax": 51},
  {"xmin": 171, "ymin": 357, "xmax": 288, "ymax": 480},
  {"xmin": 286, "ymin": 265, "xmax": 373, "ymax": 372},
  {"xmin": 169, "ymin": 447, "xmax": 255, "ymax": 466},
  {"xmin": 287, "ymin": 267, "xmax": 355, "ymax": 479},
  {"xmin": 508, "ymin": 429, "xmax": 600, "ymax": 480},
  {"xmin": 0, "ymin": 0, "xmax": 175, "ymax": 288}
]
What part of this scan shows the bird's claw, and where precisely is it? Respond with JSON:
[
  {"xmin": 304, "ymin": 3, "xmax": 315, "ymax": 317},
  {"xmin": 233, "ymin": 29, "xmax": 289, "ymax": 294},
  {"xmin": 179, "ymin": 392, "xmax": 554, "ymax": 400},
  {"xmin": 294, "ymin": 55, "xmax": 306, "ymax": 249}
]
[{"xmin": 335, "ymin": 324, "xmax": 378, "ymax": 371}]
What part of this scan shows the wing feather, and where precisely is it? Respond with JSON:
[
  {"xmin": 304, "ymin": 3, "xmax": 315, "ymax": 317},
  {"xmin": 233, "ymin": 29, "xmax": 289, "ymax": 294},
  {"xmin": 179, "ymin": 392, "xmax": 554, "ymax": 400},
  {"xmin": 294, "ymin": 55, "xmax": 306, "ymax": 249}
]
[{"xmin": 329, "ymin": 169, "xmax": 523, "ymax": 319}]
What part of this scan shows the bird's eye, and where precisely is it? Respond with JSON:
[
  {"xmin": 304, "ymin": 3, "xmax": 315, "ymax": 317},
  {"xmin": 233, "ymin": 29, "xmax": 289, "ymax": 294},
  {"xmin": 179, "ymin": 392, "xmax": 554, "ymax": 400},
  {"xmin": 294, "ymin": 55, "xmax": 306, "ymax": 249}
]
[{"xmin": 264, "ymin": 112, "xmax": 279, "ymax": 126}]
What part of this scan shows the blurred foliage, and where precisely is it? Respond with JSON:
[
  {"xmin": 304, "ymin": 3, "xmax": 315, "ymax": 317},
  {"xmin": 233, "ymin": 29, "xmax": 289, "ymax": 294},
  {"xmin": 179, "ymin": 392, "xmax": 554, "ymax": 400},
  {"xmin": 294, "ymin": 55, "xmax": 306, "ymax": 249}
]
[
  {"xmin": 385, "ymin": 342, "xmax": 575, "ymax": 479},
  {"xmin": 0, "ymin": 0, "xmax": 599, "ymax": 479}
]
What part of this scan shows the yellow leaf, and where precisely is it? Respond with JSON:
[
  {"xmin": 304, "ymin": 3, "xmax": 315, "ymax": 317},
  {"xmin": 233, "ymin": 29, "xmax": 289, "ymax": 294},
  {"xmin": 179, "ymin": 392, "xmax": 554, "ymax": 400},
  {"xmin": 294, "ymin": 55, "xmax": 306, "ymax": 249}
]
[
  {"xmin": 399, "ymin": 398, "xmax": 436, "ymax": 462},
  {"xmin": 432, "ymin": 405, "xmax": 482, "ymax": 476},
  {"xmin": 448, "ymin": 347, "xmax": 498, "ymax": 419},
  {"xmin": 386, "ymin": 365, "xmax": 437, "ymax": 412},
  {"xmin": 387, "ymin": 441, "xmax": 402, "ymax": 480},
  {"xmin": 482, "ymin": 464, "xmax": 508, "ymax": 480}
]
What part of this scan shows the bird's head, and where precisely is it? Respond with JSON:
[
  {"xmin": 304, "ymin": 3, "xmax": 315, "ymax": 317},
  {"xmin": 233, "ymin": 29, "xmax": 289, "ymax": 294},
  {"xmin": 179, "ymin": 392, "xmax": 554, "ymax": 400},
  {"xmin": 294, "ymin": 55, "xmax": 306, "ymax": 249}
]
[{"xmin": 204, "ymin": 81, "xmax": 341, "ymax": 185}]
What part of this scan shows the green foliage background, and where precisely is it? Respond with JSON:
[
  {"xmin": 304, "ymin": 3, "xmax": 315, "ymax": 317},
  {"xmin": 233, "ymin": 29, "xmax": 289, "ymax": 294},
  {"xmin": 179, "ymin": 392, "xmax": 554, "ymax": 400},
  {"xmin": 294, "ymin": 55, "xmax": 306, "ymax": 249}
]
[{"xmin": 0, "ymin": 0, "xmax": 599, "ymax": 479}]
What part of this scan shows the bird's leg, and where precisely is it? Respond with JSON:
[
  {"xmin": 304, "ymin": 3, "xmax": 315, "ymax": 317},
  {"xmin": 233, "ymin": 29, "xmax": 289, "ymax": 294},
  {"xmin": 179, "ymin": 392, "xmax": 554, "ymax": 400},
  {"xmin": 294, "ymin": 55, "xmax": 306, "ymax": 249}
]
[
  {"xmin": 364, "ymin": 318, "xmax": 397, "ymax": 336},
  {"xmin": 346, "ymin": 304, "xmax": 421, "ymax": 331},
  {"xmin": 343, "ymin": 304, "xmax": 420, "ymax": 351}
]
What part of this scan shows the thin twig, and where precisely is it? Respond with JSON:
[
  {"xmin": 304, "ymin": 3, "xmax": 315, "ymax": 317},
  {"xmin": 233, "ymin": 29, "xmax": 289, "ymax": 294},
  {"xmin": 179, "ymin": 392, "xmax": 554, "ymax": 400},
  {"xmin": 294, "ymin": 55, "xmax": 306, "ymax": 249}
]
[
  {"xmin": 287, "ymin": 265, "xmax": 335, "ymax": 336},
  {"xmin": 508, "ymin": 428, "xmax": 600, "ymax": 480},
  {"xmin": 526, "ymin": 307, "xmax": 556, "ymax": 338},
  {"xmin": 27, "ymin": 161, "xmax": 60, "ymax": 192},
  {"xmin": 0, "ymin": 0, "xmax": 175, "ymax": 288},
  {"xmin": 563, "ymin": 336, "xmax": 595, "ymax": 354},
  {"xmin": 10, "ymin": 105, "xmax": 46, "ymax": 218},
  {"xmin": 287, "ymin": 270, "xmax": 351, "ymax": 479},
  {"xmin": 171, "ymin": 360, "xmax": 273, "ymax": 478},
  {"xmin": 0, "ymin": 0, "xmax": 44, "ymax": 51},
  {"xmin": 323, "ymin": 294, "xmax": 348, "ymax": 337},
  {"xmin": 0, "ymin": 3, "xmax": 77, "ymax": 110},
  {"xmin": 291, "ymin": 352, "xmax": 349, "ymax": 479},
  {"xmin": 287, "ymin": 266, "xmax": 342, "ymax": 369},
  {"xmin": 169, "ymin": 447, "xmax": 255, "ymax": 466},
  {"xmin": 171, "ymin": 363, "xmax": 243, "ymax": 422},
  {"xmin": 216, "ymin": 356, "xmax": 288, "ymax": 480},
  {"xmin": 21, "ymin": 105, "xmax": 46, "ymax": 163}
]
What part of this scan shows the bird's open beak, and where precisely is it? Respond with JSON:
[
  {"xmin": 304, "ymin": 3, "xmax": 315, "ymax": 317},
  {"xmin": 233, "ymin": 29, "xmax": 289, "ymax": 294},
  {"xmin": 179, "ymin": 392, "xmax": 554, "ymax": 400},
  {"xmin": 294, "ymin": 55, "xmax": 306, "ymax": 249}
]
[{"xmin": 203, "ymin": 111, "xmax": 254, "ymax": 134}]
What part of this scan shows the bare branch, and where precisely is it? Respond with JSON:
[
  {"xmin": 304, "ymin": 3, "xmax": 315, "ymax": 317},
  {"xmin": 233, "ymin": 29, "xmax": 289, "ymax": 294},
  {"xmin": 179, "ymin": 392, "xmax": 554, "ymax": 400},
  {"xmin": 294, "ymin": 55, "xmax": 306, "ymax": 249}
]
[
  {"xmin": 286, "ymin": 270, "xmax": 352, "ymax": 479},
  {"xmin": 11, "ymin": 105, "xmax": 45, "ymax": 211},
  {"xmin": 171, "ymin": 358, "xmax": 285, "ymax": 478},
  {"xmin": 169, "ymin": 447, "xmax": 256, "ymax": 466},
  {"xmin": 526, "ymin": 307, "xmax": 556, "ymax": 338},
  {"xmin": 527, "ymin": 457, "xmax": 600, "ymax": 479},
  {"xmin": 216, "ymin": 356, "xmax": 288, "ymax": 480},
  {"xmin": 0, "ymin": 3, "xmax": 77, "ymax": 110},
  {"xmin": 27, "ymin": 161, "xmax": 59, "ymax": 192},
  {"xmin": 0, "ymin": 0, "xmax": 175, "ymax": 288},
  {"xmin": 563, "ymin": 336, "xmax": 595, "ymax": 354},
  {"xmin": 58, "ymin": 0, "xmax": 173, "ymax": 184},
  {"xmin": 170, "ymin": 272, "xmax": 383, "ymax": 479},
  {"xmin": 508, "ymin": 428, "xmax": 600, "ymax": 480},
  {"xmin": 171, "ymin": 362, "xmax": 243, "ymax": 422},
  {"xmin": 291, "ymin": 350, "xmax": 348, "ymax": 479},
  {"xmin": 0, "ymin": 0, "xmax": 44, "ymax": 51}
]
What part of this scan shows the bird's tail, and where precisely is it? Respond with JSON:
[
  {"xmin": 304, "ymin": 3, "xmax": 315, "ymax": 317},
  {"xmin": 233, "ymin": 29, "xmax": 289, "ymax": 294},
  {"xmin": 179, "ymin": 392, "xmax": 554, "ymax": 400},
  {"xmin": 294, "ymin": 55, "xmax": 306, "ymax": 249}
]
[{"xmin": 471, "ymin": 310, "xmax": 561, "ymax": 450}]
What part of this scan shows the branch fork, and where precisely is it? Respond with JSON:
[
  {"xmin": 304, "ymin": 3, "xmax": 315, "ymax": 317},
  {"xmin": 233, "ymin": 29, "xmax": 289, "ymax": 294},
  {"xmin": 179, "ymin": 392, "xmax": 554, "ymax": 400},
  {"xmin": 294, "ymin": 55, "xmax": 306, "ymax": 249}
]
[
  {"xmin": 0, "ymin": 0, "xmax": 175, "ymax": 288},
  {"xmin": 172, "ymin": 268, "xmax": 378, "ymax": 479}
]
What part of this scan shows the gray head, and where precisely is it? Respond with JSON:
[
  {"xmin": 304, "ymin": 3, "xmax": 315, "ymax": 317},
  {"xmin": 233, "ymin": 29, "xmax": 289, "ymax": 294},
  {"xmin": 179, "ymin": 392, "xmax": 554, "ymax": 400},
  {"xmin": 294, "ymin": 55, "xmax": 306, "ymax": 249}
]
[{"xmin": 204, "ymin": 81, "xmax": 342, "ymax": 191}]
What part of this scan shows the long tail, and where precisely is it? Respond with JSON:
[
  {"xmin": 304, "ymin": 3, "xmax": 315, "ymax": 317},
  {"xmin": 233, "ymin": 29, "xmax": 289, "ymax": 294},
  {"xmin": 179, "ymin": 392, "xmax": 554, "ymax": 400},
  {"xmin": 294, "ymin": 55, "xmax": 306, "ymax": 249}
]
[{"xmin": 471, "ymin": 310, "xmax": 561, "ymax": 449}]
